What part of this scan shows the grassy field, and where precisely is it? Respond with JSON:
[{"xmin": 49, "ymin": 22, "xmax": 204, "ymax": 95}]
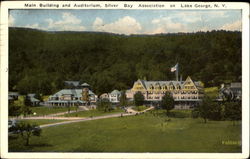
[
  {"xmin": 30, "ymin": 106, "xmax": 77, "ymax": 116},
  {"xmin": 18, "ymin": 119, "xmax": 65, "ymax": 126},
  {"xmin": 9, "ymin": 110, "xmax": 241, "ymax": 152},
  {"xmin": 131, "ymin": 105, "xmax": 149, "ymax": 111},
  {"xmin": 62, "ymin": 109, "xmax": 124, "ymax": 117}
]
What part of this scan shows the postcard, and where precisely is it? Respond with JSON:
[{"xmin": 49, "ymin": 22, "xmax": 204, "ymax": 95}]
[{"xmin": 0, "ymin": 1, "xmax": 249, "ymax": 159}]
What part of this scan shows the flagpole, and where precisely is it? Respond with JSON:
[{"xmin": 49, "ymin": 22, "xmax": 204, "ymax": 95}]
[{"xmin": 176, "ymin": 63, "xmax": 179, "ymax": 81}]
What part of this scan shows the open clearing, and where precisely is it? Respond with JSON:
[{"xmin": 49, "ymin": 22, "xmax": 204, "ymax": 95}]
[
  {"xmin": 9, "ymin": 110, "xmax": 241, "ymax": 152},
  {"xmin": 62, "ymin": 109, "xmax": 124, "ymax": 117}
]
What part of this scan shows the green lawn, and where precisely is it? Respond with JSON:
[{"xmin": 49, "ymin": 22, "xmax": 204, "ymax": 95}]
[
  {"xmin": 30, "ymin": 106, "xmax": 77, "ymax": 116},
  {"xmin": 132, "ymin": 105, "xmax": 149, "ymax": 111},
  {"xmin": 18, "ymin": 119, "xmax": 65, "ymax": 126},
  {"xmin": 9, "ymin": 110, "xmax": 241, "ymax": 152},
  {"xmin": 62, "ymin": 109, "xmax": 124, "ymax": 117}
]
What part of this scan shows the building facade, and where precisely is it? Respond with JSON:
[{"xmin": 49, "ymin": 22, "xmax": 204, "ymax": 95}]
[
  {"xmin": 46, "ymin": 82, "xmax": 97, "ymax": 106},
  {"xmin": 100, "ymin": 90, "xmax": 121, "ymax": 104},
  {"xmin": 27, "ymin": 93, "xmax": 40, "ymax": 106},
  {"xmin": 109, "ymin": 90, "xmax": 121, "ymax": 103},
  {"xmin": 126, "ymin": 76, "xmax": 204, "ymax": 109}
]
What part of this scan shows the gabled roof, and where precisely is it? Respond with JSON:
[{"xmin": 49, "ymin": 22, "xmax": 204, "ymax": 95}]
[
  {"xmin": 136, "ymin": 79, "xmax": 147, "ymax": 90},
  {"xmin": 110, "ymin": 90, "xmax": 121, "ymax": 95},
  {"xmin": 100, "ymin": 93, "xmax": 109, "ymax": 98},
  {"xmin": 30, "ymin": 97, "xmax": 40, "ymax": 102},
  {"xmin": 50, "ymin": 89, "xmax": 96, "ymax": 98},
  {"xmin": 143, "ymin": 81, "xmax": 183, "ymax": 89},
  {"xmin": 81, "ymin": 83, "xmax": 90, "ymax": 87},
  {"xmin": 9, "ymin": 92, "xmax": 19, "ymax": 96},
  {"xmin": 132, "ymin": 76, "xmax": 202, "ymax": 90},
  {"xmin": 182, "ymin": 76, "xmax": 198, "ymax": 89}
]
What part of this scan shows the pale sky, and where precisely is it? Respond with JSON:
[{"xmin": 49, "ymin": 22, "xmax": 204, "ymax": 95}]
[{"xmin": 9, "ymin": 9, "xmax": 242, "ymax": 35}]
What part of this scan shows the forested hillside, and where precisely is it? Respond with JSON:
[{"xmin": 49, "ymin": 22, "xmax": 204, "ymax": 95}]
[{"xmin": 9, "ymin": 27, "xmax": 241, "ymax": 95}]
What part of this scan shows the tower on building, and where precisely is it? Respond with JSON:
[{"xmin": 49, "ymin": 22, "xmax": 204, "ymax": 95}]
[{"xmin": 81, "ymin": 83, "xmax": 90, "ymax": 103}]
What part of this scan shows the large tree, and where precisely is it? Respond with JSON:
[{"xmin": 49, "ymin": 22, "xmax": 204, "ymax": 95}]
[
  {"xmin": 208, "ymin": 102, "xmax": 223, "ymax": 121},
  {"xmin": 22, "ymin": 95, "xmax": 33, "ymax": 117},
  {"xmin": 97, "ymin": 98, "xmax": 112, "ymax": 112},
  {"xmin": 224, "ymin": 101, "xmax": 241, "ymax": 122},
  {"xmin": 133, "ymin": 92, "xmax": 144, "ymax": 107},
  {"xmin": 9, "ymin": 104, "xmax": 21, "ymax": 117},
  {"xmin": 119, "ymin": 90, "xmax": 127, "ymax": 107},
  {"xmin": 161, "ymin": 92, "xmax": 175, "ymax": 116},
  {"xmin": 197, "ymin": 96, "xmax": 213, "ymax": 123},
  {"xmin": 11, "ymin": 122, "xmax": 42, "ymax": 146}
]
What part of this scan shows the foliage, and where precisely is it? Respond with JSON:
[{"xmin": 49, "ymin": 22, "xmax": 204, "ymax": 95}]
[
  {"xmin": 119, "ymin": 90, "xmax": 127, "ymax": 107},
  {"xmin": 9, "ymin": 28, "xmax": 241, "ymax": 95},
  {"xmin": 66, "ymin": 102, "xmax": 71, "ymax": 114},
  {"xmin": 194, "ymin": 98, "xmax": 241, "ymax": 122},
  {"xmin": 161, "ymin": 92, "xmax": 175, "ymax": 116},
  {"xmin": 191, "ymin": 108, "xmax": 200, "ymax": 118},
  {"xmin": 133, "ymin": 92, "xmax": 144, "ymax": 106},
  {"xmin": 11, "ymin": 121, "xmax": 42, "ymax": 146},
  {"xmin": 196, "ymin": 96, "xmax": 225, "ymax": 122},
  {"xmin": 197, "ymin": 96, "xmax": 213, "ymax": 123},
  {"xmin": 9, "ymin": 104, "xmax": 21, "ymax": 117},
  {"xmin": 21, "ymin": 106, "xmax": 33, "ymax": 117},
  {"xmin": 21, "ymin": 95, "xmax": 33, "ymax": 117},
  {"xmin": 197, "ymin": 96, "xmax": 226, "ymax": 122},
  {"xmin": 97, "ymin": 98, "xmax": 112, "ymax": 112},
  {"xmin": 224, "ymin": 102, "xmax": 241, "ymax": 121},
  {"xmin": 208, "ymin": 102, "xmax": 223, "ymax": 121},
  {"xmin": 24, "ymin": 95, "xmax": 32, "ymax": 107},
  {"xmin": 34, "ymin": 94, "xmax": 43, "ymax": 102},
  {"xmin": 204, "ymin": 87, "xmax": 219, "ymax": 98}
]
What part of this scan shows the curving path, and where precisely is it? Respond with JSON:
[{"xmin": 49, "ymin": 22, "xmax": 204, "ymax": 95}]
[
  {"xmin": 10, "ymin": 106, "xmax": 155, "ymax": 129},
  {"xmin": 40, "ymin": 112, "xmax": 133, "ymax": 128}
]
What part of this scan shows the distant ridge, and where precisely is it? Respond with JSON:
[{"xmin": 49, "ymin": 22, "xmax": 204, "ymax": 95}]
[
  {"xmin": 9, "ymin": 27, "xmax": 241, "ymax": 95},
  {"xmin": 9, "ymin": 27, "xmax": 241, "ymax": 37}
]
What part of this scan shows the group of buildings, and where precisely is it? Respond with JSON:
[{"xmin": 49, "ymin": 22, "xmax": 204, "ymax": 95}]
[
  {"xmin": 8, "ymin": 77, "xmax": 242, "ymax": 109},
  {"xmin": 9, "ymin": 92, "xmax": 40, "ymax": 106},
  {"xmin": 44, "ymin": 76, "xmax": 204, "ymax": 109},
  {"xmin": 126, "ymin": 76, "xmax": 204, "ymax": 109}
]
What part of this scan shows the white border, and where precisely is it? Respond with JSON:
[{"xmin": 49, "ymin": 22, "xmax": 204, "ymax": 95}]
[{"xmin": 0, "ymin": 1, "xmax": 249, "ymax": 159}]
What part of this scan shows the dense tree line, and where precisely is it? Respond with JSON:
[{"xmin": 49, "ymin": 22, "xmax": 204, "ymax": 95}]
[
  {"xmin": 192, "ymin": 96, "xmax": 241, "ymax": 123},
  {"xmin": 9, "ymin": 27, "xmax": 241, "ymax": 95}
]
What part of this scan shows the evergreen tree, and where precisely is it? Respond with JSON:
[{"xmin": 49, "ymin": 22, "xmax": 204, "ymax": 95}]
[
  {"xmin": 97, "ymin": 98, "xmax": 112, "ymax": 112},
  {"xmin": 197, "ymin": 96, "xmax": 213, "ymax": 123},
  {"xmin": 133, "ymin": 92, "xmax": 144, "ymax": 107},
  {"xmin": 9, "ymin": 104, "xmax": 21, "ymax": 117},
  {"xmin": 224, "ymin": 102, "xmax": 241, "ymax": 122},
  {"xmin": 119, "ymin": 90, "xmax": 127, "ymax": 107},
  {"xmin": 161, "ymin": 92, "xmax": 175, "ymax": 116},
  {"xmin": 22, "ymin": 95, "xmax": 33, "ymax": 117}
]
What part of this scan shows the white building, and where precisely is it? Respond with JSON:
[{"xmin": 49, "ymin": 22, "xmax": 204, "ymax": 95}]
[
  {"xmin": 100, "ymin": 90, "xmax": 121, "ymax": 103},
  {"xmin": 109, "ymin": 90, "xmax": 121, "ymax": 103}
]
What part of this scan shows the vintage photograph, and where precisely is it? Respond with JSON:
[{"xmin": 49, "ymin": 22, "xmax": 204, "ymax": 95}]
[{"xmin": 4, "ymin": 2, "xmax": 246, "ymax": 156}]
